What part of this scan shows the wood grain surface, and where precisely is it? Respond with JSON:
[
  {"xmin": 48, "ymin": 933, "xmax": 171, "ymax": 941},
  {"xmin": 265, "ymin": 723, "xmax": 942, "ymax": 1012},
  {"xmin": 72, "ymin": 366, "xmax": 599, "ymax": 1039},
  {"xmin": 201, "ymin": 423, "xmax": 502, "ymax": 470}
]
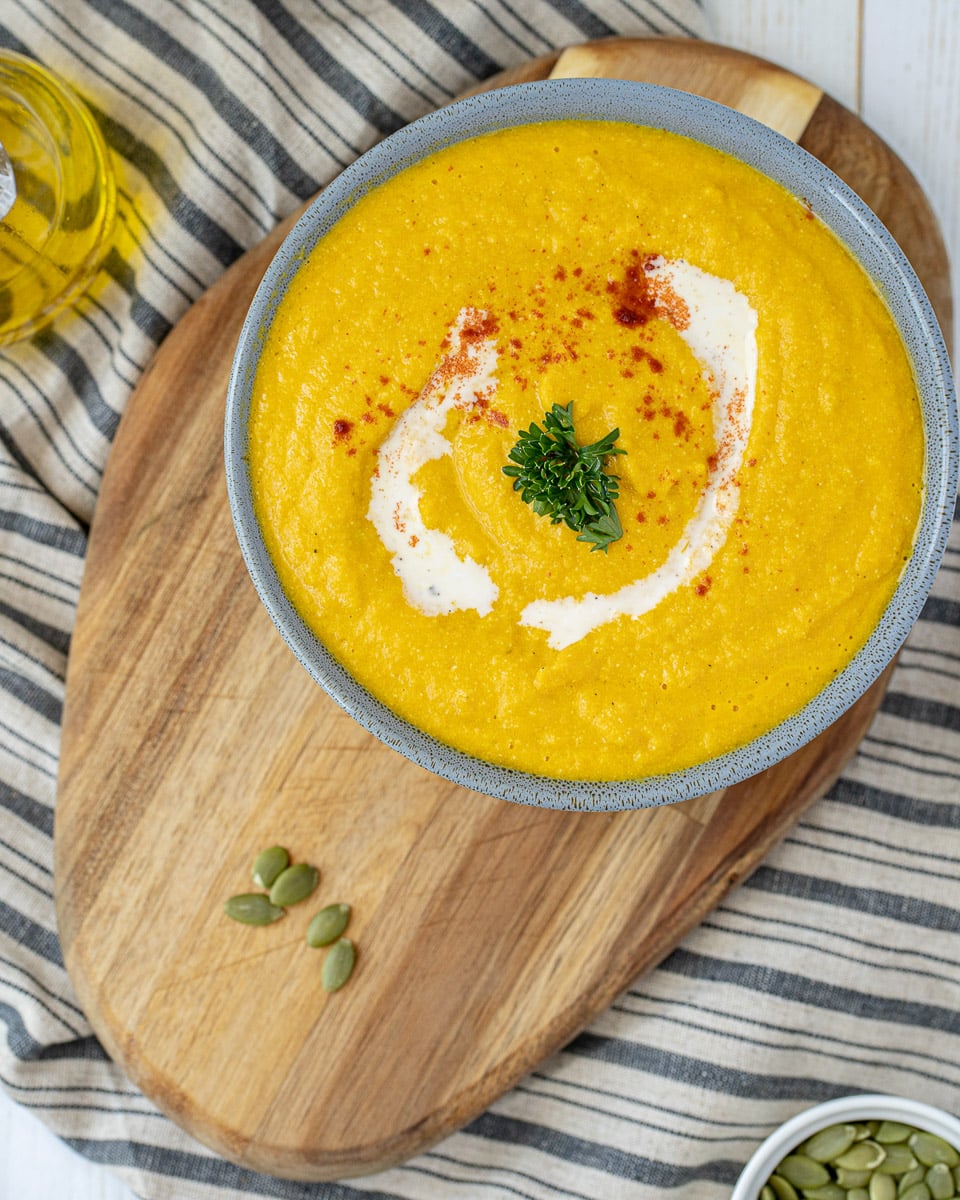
[{"xmin": 54, "ymin": 39, "xmax": 952, "ymax": 1182}]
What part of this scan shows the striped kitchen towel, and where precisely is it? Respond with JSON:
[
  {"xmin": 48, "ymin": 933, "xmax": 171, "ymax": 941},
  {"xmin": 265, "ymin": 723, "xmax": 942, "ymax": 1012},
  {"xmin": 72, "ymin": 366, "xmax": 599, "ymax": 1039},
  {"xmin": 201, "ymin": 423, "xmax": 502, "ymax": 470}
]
[{"xmin": 3, "ymin": 2, "xmax": 960, "ymax": 1199}]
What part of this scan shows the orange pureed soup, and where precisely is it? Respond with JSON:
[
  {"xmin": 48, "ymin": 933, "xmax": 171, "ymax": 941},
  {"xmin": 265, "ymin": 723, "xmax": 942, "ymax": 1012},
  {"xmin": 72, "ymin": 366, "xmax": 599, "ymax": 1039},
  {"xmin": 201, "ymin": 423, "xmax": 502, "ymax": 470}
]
[{"xmin": 248, "ymin": 121, "xmax": 923, "ymax": 781}]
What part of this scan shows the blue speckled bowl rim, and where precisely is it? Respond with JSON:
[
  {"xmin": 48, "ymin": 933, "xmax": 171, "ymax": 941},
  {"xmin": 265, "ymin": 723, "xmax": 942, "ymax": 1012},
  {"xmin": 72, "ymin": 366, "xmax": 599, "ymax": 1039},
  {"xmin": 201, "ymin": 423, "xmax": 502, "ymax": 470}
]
[{"xmin": 225, "ymin": 78, "xmax": 958, "ymax": 812}]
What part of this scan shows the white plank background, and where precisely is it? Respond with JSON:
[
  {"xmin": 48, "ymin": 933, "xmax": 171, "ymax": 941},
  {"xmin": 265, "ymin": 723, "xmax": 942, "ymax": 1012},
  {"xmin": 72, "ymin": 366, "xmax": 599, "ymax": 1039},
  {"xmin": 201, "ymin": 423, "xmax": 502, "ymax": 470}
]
[{"xmin": 2, "ymin": 1, "xmax": 957, "ymax": 1195}]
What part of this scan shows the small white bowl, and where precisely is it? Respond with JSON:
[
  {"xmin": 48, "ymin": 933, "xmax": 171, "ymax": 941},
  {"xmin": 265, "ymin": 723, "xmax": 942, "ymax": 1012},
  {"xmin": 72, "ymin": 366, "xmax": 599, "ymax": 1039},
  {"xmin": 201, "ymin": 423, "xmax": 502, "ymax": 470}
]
[{"xmin": 732, "ymin": 1094, "xmax": 960, "ymax": 1199}]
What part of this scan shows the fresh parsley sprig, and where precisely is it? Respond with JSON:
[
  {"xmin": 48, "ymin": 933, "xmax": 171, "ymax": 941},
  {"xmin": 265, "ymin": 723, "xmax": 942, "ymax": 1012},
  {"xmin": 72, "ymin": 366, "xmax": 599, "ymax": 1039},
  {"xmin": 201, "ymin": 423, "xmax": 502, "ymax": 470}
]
[{"xmin": 502, "ymin": 401, "xmax": 627, "ymax": 553}]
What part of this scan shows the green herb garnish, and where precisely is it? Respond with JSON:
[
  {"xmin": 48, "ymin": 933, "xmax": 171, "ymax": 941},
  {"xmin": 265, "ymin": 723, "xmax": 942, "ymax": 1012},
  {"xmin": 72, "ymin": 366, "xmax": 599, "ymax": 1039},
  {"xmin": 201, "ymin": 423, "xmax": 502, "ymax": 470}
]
[{"xmin": 502, "ymin": 401, "xmax": 627, "ymax": 553}]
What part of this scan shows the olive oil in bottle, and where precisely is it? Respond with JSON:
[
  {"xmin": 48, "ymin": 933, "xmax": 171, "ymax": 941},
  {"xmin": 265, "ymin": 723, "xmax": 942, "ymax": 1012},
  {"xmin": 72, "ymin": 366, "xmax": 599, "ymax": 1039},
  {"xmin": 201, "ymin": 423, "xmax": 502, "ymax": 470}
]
[{"xmin": 0, "ymin": 49, "xmax": 115, "ymax": 345}]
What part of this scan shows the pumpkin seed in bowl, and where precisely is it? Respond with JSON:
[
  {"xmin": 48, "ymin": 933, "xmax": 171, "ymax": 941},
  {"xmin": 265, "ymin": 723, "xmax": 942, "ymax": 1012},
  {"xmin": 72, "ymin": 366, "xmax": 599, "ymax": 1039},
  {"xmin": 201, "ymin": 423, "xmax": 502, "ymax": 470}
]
[{"xmin": 732, "ymin": 1097, "xmax": 960, "ymax": 1200}]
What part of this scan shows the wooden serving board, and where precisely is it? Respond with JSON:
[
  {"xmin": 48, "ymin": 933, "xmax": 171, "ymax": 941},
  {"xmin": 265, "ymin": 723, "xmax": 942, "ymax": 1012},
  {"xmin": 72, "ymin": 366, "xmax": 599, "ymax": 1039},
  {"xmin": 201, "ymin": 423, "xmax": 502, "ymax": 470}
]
[{"xmin": 55, "ymin": 39, "xmax": 952, "ymax": 1182}]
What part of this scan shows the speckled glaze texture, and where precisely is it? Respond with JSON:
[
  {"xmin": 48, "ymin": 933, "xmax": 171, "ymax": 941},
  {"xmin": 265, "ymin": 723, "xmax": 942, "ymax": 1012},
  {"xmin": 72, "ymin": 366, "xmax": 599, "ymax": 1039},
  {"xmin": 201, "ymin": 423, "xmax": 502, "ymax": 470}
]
[{"xmin": 225, "ymin": 79, "xmax": 958, "ymax": 811}]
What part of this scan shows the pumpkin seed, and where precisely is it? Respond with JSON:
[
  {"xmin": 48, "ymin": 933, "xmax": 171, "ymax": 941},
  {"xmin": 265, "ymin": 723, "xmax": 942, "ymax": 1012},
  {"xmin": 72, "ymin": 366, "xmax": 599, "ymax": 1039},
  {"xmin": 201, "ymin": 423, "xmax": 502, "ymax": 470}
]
[
  {"xmin": 224, "ymin": 893, "xmax": 284, "ymax": 925},
  {"xmin": 776, "ymin": 1154, "xmax": 830, "ymax": 1190},
  {"xmin": 307, "ymin": 903, "xmax": 351, "ymax": 948},
  {"xmin": 803, "ymin": 1185, "xmax": 845, "ymax": 1200},
  {"xmin": 911, "ymin": 1134, "xmax": 960, "ymax": 1169},
  {"xmin": 899, "ymin": 1184, "xmax": 932, "ymax": 1200},
  {"xmin": 837, "ymin": 1141, "xmax": 887, "ymax": 1172},
  {"xmin": 870, "ymin": 1176, "xmax": 897, "ymax": 1200},
  {"xmin": 878, "ymin": 1123, "xmax": 917, "ymax": 1145},
  {"xmin": 269, "ymin": 863, "xmax": 319, "ymax": 907},
  {"xmin": 322, "ymin": 937, "xmax": 356, "ymax": 992},
  {"xmin": 767, "ymin": 1175, "xmax": 800, "ymax": 1200},
  {"xmin": 926, "ymin": 1163, "xmax": 956, "ymax": 1200},
  {"xmin": 760, "ymin": 1187, "xmax": 776, "ymax": 1200},
  {"xmin": 877, "ymin": 1146, "xmax": 920, "ymax": 1175},
  {"xmin": 849, "ymin": 1190, "xmax": 870, "ymax": 1200},
  {"xmin": 838, "ymin": 1167, "xmax": 873, "ymax": 1188},
  {"xmin": 953, "ymin": 1166, "xmax": 960, "ymax": 1189},
  {"xmin": 252, "ymin": 845, "xmax": 289, "ymax": 889},
  {"xmin": 805, "ymin": 1123, "xmax": 858, "ymax": 1162},
  {"xmin": 902, "ymin": 1169, "xmax": 930, "ymax": 1193}
]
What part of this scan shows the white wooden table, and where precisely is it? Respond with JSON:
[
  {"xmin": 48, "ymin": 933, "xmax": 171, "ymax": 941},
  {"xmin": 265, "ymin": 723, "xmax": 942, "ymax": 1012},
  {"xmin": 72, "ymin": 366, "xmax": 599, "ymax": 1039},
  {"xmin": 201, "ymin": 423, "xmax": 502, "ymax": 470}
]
[{"xmin": 3, "ymin": 1, "xmax": 956, "ymax": 1195}]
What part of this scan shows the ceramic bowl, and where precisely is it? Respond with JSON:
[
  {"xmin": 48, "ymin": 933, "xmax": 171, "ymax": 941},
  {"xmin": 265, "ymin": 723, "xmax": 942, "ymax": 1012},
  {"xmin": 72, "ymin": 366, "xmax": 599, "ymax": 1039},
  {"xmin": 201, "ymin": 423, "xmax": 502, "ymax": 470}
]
[
  {"xmin": 731, "ymin": 1094, "xmax": 960, "ymax": 1199},
  {"xmin": 224, "ymin": 78, "xmax": 958, "ymax": 811}
]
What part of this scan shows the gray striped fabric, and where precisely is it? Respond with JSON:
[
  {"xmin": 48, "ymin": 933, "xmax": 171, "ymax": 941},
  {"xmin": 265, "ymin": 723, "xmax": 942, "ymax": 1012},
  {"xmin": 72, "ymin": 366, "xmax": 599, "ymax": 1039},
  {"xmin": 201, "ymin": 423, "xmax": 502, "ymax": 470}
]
[{"xmin": 2, "ymin": 2, "xmax": 959, "ymax": 1198}]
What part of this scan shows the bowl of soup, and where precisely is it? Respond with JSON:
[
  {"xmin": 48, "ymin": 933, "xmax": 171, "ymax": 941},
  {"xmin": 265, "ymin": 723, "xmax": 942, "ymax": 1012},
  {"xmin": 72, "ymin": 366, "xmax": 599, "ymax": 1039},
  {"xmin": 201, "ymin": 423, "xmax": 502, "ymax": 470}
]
[{"xmin": 224, "ymin": 79, "xmax": 957, "ymax": 810}]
